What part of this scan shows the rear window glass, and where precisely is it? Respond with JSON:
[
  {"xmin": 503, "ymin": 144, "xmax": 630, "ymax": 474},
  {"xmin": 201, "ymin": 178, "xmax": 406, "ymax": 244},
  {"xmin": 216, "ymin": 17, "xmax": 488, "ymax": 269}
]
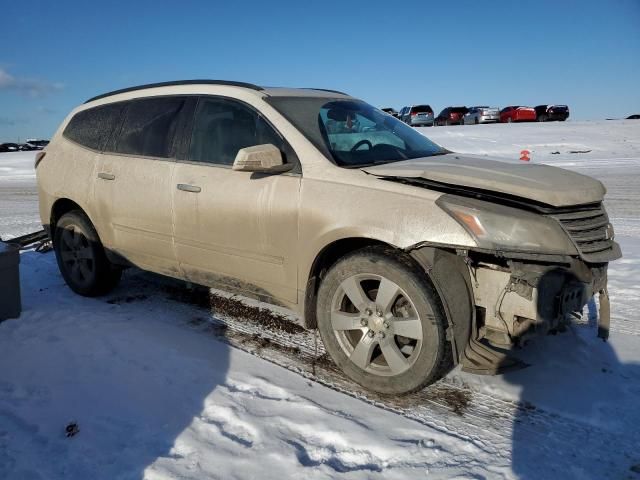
[
  {"xmin": 112, "ymin": 97, "xmax": 186, "ymax": 158},
  {"xmin": 450, "ymin": 107, "xmax": 468, "ymax": 114},
  {"xmin": 63, "ymin": 103, "xmax": 126, "ymax": 151},
  {"xmin": 411, "ymin": 105, "xmax": 432, "ymax": 113}
]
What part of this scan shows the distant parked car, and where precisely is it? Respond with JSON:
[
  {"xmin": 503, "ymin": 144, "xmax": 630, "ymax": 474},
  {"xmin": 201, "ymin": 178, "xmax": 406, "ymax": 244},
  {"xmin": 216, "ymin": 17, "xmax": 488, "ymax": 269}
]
[
  {"xmin": 627, "ymin": 114, "xmax": 640, "ymax": 120},
  {"xmin": 399, "ymin": 105, "xmax": 434, "ymax": 127},
  {"xmin": 25, "ymin": 139, "xmax": 49, "ymax": 150},
  {"xmin": 434, "ymin": 107, "xmax": 468, "ymax": 126},
  {"xmin": 0, "ymin": 143, "xmax": 20, "ymax": 152},
  {"xmin": 380, "ymin": 107, "xmax": 399, "ymax": 118},
  {"xmin": 500, "ymin": 106, "xmax": 536, "ymax": 123},
  {"xmin": 463, "ymin": 106, "xmax": 500, "ymax": 125},
  {"xmin": 535, "ymin": 105, "xmax": 569, "ymax": 122}
]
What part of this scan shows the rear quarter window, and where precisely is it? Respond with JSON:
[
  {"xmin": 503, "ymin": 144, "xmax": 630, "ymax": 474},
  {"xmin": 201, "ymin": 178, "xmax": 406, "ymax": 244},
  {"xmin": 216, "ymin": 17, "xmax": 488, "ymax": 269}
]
[{"xmin": 63, "ymin": 103, "xmax": 126, "ymax": 151}]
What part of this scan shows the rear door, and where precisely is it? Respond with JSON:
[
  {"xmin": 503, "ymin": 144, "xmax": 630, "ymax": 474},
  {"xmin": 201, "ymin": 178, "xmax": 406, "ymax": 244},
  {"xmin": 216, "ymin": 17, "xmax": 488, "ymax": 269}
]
[
  {"xmin": 94, "ymin": 96, "xmax": 194, "ymax": 275},
  {"xmin": 172, "ymin": 96, "xmax": 301, "ymax": 305}
]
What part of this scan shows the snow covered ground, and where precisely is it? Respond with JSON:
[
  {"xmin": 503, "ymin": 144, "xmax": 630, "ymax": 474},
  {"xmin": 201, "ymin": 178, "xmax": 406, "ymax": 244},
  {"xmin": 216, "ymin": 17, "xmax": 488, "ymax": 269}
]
[
  {"xmin": 0, "ymin": 151, "xmax": 40, "ymax": 240},
  {"xmin": 1, "ymin": 120, "xmax": 639, "ymax": 479}
]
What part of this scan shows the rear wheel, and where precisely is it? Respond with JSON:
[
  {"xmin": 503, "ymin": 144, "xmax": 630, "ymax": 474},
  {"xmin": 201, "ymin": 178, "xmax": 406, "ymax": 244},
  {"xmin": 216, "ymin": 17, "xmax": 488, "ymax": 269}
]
[
  {"xmin": 475, "ymin": 117, "xmax": 479, "ymax": 125},
  {"xmin": 54, "ymin": 210, "xmax": 122, "ymax": 296},
  {"xmin": 538, "ymin": 114, "xmax": 547, "ymax": 122},
  {"xmin": 316, "ymin": 247, "xmax": 451, "ymax": 395}
]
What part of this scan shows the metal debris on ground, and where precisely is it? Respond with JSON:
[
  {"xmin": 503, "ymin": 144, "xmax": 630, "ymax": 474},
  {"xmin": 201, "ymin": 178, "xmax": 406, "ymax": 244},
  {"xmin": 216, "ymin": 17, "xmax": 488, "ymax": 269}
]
[{"xmin": 65, "ymin": 422, "xmax": 79, "ymax": 438}]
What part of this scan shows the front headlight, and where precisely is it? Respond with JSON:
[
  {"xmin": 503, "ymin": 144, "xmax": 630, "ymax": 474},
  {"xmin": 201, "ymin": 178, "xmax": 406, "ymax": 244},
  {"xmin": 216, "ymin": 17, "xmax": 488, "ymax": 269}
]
[{"xmin": 436, "ymin": 195, "xmax": 577, "ymax": 255}]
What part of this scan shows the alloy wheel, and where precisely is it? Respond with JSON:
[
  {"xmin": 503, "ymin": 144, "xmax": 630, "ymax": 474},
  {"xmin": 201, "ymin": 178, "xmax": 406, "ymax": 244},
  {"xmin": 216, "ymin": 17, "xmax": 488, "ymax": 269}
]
[
  {"xmin": 330, "ymin": 274, "xmax": 424, "ymax": 376},
  {"xmin": 58, "ymin": 225, "xmax": 95, "ymax": 289}
]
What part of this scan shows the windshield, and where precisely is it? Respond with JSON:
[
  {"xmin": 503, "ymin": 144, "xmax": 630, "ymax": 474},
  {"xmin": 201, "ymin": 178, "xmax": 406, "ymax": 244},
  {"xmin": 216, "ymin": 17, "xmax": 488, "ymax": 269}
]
[{"xmin": 266, "ymin": 97, "xmax": 447, "ymax": 168}]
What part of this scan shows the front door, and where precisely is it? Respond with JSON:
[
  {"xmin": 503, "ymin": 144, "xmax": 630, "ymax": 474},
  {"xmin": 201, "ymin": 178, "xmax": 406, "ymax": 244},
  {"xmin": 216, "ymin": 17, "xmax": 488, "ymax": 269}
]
[{"xmin": 172, "ymin": 97, "xmax": 301, "ymax": 306}]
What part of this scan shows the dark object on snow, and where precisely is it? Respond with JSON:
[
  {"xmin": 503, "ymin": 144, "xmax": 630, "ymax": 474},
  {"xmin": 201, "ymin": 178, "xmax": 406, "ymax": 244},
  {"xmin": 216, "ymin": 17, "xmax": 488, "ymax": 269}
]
[
  {"xmin": 550, "ymin": 151, "xmax": 560, "ymax": 154},
  {"xmin": 568, "ymin": 150, "xmax": 592, "ymax": 154},
  {"xmin": 65, "ymin": 422, "xmax": 79, "ymax": 437},
  {"xmin": 0, "ymin": 241, "xmax": 21, "ymax": 321},
  {"xmin": 6, "ymin": 229, "xmax": 49, "ymax": 248},
  {"xmin": 626, "ymin": 114, "xmax": 640, "ymax": 120}
]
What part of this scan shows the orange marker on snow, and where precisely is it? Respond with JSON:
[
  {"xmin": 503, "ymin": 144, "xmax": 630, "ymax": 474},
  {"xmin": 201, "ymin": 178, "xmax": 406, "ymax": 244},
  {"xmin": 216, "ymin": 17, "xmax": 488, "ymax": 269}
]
[{"xmin": 520, "ymin": 150, "xmax": 530, "ymax": 161}]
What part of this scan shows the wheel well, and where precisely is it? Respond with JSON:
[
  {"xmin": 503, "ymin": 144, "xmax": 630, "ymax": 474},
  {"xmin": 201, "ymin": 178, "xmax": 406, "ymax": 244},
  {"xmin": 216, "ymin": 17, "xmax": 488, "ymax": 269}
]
[
  {"xmin": 303, "ymin": 238, "xmax": 400, "ymax": 329},
  {"xmin": 50, "ymin": 198, "xmax": 84, "ymax": 232}
]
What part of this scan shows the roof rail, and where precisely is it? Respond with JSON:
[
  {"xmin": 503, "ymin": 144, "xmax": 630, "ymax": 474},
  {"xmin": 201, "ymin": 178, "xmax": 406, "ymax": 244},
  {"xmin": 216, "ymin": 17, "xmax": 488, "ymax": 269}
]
[
  {"xmin": 304, "ymin": 88, "xmax": 349, "ymax": 95},
  {"xmin": 84, "ymin": 80, "xmax": 264, "ymax": 104}
]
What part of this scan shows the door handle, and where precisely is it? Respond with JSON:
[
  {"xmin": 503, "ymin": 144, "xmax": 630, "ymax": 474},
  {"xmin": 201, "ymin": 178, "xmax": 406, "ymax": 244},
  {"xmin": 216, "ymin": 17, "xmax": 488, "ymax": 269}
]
[
  {"xmin": 98, "ymin": 172, "xmax": 115, "ymax": 181},
  {"xmin": 177, "ymin": 184, "xmax": 201, "ymax": 193}
]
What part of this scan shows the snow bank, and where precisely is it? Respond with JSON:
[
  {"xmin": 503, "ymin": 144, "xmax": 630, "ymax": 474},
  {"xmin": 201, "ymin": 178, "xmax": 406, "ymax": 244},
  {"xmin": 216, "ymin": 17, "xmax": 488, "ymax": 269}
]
[{"xmin": 0, "ymin": 151, "xmax": 37, "ymax": 182}]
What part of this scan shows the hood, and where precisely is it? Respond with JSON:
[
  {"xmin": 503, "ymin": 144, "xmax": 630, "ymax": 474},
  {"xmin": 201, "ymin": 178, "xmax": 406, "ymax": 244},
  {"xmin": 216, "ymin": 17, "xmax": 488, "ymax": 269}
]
[{"xmin": 363, "ymin": 153, "xmax": 606, "ymax": 208}]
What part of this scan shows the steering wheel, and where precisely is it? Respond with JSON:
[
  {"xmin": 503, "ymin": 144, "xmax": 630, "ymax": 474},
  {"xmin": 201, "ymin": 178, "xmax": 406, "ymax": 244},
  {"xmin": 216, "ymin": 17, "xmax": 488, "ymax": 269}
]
[{"xmin": 351, "ymin": 139, "xmax": 373, "ymax": 152}]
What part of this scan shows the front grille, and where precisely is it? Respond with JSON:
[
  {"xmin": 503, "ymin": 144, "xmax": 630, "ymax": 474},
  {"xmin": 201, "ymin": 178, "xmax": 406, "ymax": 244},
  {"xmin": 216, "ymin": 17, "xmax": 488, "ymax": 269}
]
[{"xmin": 549, "ymin": 204, "xmax": 613, "ymax": 257}]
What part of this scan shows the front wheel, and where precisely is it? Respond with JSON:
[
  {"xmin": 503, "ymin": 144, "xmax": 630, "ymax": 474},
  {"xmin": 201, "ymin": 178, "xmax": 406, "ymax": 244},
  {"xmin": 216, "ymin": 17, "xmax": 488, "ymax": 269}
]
[
  {"xmin": 316, "ymin": 247, "xmax": 451, "ymax": 395},
  {"xmin": 54, "ymin": 210, "xmax": 122, "ymax": 296}
]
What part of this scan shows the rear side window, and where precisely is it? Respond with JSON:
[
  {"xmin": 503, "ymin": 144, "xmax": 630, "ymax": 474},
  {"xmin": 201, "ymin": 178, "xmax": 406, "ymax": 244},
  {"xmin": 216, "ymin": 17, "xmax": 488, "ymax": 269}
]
[
  {"xmin": 188, "ymin": 98, "xmax": 285, "ymax": 166},
  {"xmin": 112, "ymin": 97, "xmax": 186, "ymax": 158},
  {"xmin": 63, "ymin": 103, "xmax": 126, "ymax": 151}
]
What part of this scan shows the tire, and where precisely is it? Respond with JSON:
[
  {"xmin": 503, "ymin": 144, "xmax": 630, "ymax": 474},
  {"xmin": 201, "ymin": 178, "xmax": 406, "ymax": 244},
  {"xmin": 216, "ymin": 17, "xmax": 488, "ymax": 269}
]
[
  {"xmin": 538, "ymin": 114, "xmax": 547, "ymax": 122},
  {"xmin": 475, "ymin": 117, "xmax": 479, "ymax": 125},
  {"xmin": 53, "ymin": 210, "xmax": 122, "ymax": 296},
  {"xmin": 316, "ymin": 247, "xmax": 451, "ymax": 395}
]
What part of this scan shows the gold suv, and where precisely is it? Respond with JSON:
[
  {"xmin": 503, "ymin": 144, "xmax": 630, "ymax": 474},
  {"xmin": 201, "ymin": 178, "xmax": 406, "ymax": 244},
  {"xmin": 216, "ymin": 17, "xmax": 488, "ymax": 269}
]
[{"xmin": 36, "ymin": 80, "xmax": 621, "ymax": 394}]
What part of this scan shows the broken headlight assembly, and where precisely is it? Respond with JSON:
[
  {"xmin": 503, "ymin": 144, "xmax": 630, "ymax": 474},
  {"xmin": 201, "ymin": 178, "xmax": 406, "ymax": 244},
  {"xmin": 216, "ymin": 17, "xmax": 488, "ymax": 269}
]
[{"xmin": 437, "ymin": 195, "xmax": 577, "ymax": 255}]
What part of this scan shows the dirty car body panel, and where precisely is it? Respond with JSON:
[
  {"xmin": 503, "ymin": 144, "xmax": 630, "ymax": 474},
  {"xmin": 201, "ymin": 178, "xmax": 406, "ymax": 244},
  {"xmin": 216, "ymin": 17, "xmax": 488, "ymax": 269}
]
[{"xmin": 36, "ymin": 80, "xmax": 621, "ymax": 394}]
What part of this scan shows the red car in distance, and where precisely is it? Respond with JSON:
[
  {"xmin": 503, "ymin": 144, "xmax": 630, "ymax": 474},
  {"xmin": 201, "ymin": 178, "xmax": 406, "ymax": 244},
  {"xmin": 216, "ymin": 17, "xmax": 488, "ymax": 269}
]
[{"xmin": 500, "ymin": 106, "xmax": 536, "ymax": 123}]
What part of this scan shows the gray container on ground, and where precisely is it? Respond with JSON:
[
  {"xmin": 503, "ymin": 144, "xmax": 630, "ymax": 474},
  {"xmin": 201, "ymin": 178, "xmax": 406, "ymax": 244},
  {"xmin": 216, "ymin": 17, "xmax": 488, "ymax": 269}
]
[{"xmin": 0, "ymin": 241, "xmax": 22, "ymax": 321}]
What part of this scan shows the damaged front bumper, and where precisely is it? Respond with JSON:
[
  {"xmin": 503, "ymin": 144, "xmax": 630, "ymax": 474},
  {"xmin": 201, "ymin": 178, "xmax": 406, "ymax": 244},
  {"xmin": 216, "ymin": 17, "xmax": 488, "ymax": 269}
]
[{"xmin": 470, "ymin": 256, "xmax": 611, "ymax": 346}]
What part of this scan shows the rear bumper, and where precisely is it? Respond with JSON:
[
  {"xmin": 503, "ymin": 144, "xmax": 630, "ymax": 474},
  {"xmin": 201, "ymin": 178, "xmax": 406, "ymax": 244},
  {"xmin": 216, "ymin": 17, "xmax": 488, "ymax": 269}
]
[
  {"xmin": 409, "ymin": 116, "xmax": 434, "ymax": 126},
  {"xmin": 478, "ymin": 114, "xmax": 499, "ymax": 123},
  {"xmin": 547, "ymin": 112, "xmax": 570, "ymax": 121}
]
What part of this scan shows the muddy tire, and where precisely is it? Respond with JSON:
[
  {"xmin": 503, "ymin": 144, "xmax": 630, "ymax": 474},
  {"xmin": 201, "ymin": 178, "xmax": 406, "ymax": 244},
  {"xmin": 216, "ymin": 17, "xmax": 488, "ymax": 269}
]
[
  {"xmin": 53, "ymin": 210, "xmax": 122, "ymax": 296},
  {"xmin": 316, "ymin": 247, "xmax": 452, "ymax": 395}
]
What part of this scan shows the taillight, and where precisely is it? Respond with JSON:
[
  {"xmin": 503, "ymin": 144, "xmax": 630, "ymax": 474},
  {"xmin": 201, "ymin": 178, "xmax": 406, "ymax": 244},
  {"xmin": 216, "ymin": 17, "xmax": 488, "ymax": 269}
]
[
  {"xmin": 411, "ymin": 112, "xmax": 417, "ymax": 116},
  {"xmin": 35, "ymin": 151, "xmax": 46, "ymax": 168}
]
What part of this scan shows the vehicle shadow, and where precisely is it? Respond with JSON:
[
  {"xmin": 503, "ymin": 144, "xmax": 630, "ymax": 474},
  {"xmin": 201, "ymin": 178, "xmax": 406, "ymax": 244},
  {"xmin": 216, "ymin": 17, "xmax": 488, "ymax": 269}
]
[
  {"xmin": 500, "ymin": 271, "xmax": 640, "ymax": 479},
  {"xmin": 0, "ymin": 250, "xmax": 230, "ymax": 480}
]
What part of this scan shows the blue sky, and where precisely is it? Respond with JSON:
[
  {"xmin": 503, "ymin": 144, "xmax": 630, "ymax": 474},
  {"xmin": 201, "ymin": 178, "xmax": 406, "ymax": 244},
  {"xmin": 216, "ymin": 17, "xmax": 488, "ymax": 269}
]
[{"xmin": 1, "ymin": 0, "xmax": 639, "ymax": 140}]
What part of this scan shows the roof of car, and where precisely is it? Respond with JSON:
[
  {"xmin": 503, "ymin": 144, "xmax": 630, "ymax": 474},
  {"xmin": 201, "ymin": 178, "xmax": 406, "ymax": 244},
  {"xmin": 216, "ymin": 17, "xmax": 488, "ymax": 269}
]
[{"xmin": 84, "ymin": 80, "xmax": 350, "ymax": 104}]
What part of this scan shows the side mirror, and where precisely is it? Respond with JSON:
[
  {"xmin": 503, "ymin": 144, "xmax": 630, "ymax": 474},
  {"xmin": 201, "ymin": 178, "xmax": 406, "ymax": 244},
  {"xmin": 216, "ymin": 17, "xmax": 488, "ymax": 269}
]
[{"xmin": 232, "ymin": 144, "xmax": 292, "ymax": 173}]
